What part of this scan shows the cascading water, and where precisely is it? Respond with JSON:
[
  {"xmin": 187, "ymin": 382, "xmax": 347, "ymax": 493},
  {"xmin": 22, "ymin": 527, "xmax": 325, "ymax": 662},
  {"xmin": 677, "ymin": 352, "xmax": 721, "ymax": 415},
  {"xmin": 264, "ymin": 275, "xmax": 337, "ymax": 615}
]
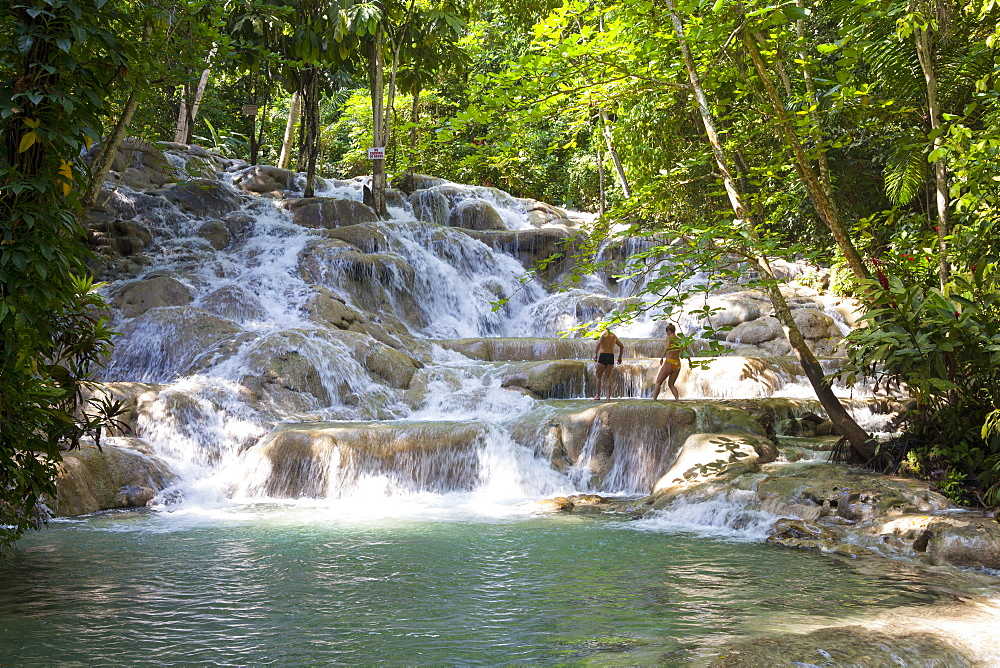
[{"xmin": 90, "ymin": 163, "xmax": 891, "ymax": 522}]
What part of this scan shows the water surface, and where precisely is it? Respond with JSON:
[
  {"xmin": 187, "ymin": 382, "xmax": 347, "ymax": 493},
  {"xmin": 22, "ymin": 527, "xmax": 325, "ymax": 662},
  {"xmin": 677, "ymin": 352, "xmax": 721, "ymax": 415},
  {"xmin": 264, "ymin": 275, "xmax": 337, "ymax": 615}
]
[{"xmin": 0, "ymin": 507, "xmax": 952, "ymax": 666}]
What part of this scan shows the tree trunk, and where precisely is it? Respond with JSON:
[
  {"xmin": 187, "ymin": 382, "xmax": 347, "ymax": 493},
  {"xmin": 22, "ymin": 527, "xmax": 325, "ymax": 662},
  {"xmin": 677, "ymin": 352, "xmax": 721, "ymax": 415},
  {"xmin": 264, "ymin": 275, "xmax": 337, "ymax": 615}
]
[
  {"xmin": 80, "ymin": 92, "xmax": 140, "ymax": 213},
  {"xmin": 368, "ymin": 34, "xmax": 388, "ymax": 218},
  {"xmin": 408, "ymin": 85, "xmax": 421, "ymax": 167},
  {"xmin": 740, "ymin": 30, "xmax": 869, "ymax": 282},
  {"xmin": 597, "ymin": 138, "xmax": 606, "ymax": 217},
  {"xmin": 174, "ymin": 82, "xmax": 191, "ymax": 145},
  {"xmin": 302, "ymin": 69, "xmax": 321, "ymax": 198},
  {"xmin": 915, "ymin": 25, "xmax": 950, "ymax": 290},
  {"xmin": 794, "ymin": 0, "xmax": 834, "ymax": 198},
  {"xmin": 173, "ymin": 46, "xmax": 217, "ymax": 144},
  {"xmin": 667, "ymin": 0, "xmax": 877, "ymax": 462},
  {"xmin": 600, "ymin": 109, "xmax": 631, "ymax": 199},
  {"xmin": 278, "ymin": 91, "xmax": 301, "ymax": 171}
]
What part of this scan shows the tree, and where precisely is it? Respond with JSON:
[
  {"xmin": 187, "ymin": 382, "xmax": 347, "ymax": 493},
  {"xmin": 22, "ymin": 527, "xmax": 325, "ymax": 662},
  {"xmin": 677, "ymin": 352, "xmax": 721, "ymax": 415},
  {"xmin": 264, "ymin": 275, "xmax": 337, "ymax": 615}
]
[{"xmin": 1, "ymin": 0, "xmax": 126, "ymax": 549}]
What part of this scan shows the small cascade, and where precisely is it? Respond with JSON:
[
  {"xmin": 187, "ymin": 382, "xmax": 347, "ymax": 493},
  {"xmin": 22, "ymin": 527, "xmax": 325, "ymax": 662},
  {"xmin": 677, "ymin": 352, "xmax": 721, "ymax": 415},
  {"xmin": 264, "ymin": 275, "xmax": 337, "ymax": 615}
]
[{"xmin": 630, "ymin": 489, "xmax": 783, "ymax": 541}]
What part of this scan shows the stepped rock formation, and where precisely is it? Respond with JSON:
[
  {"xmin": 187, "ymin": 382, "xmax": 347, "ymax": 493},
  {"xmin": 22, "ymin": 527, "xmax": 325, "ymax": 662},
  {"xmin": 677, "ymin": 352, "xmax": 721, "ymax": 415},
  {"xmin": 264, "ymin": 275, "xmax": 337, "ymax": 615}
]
[{"xmin": 57, "ymin": 141, "xmax": 1000, "ymax": 575}]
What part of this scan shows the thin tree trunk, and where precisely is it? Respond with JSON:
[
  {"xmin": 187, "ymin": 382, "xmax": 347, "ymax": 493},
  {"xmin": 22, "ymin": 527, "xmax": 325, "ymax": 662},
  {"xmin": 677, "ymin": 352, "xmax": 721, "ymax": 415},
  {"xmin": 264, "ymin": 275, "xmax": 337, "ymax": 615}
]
[
  {"xmin": 794, "ymin": 0, "xmax": 834, "ymax": 198},
  {"xmin": 915, "ymin": 25, "xmax": 949, "ymax": 289},
  {"xmin": 174, "ymin": 82, "xmax": 191, "ymax": 144},
  {"xmin": 597, "ymin": 138, "xmax": 606, "ymax": 217},
  {"xmin": 740, "ymin": 30, "xmax": 869, "ymax": 281},
  {"xmin": 172, "ymin": 47, "xmax": 216, "ymax": 144},
  {"xmin": 367, "ymin": 34, "xmax": 388, "ymax": 218},
  {"xmin": 408, "ymin": 85, "xmax": 420, "ymax": 168},
  {"xmin": 600, "ymin": 109, "xmax": 631, "ymax": 199},
  {"xmin": 80, "ymin": 92, "xmax": 140, "ymax": 213},
  {"xmin": 278, "ymin": 91, "xmax": 301, "ymax": 170},
  {"xmin": 302, "ymin": 68, "xmax": 320, "ymax": 198},
  {"xmin": 667, "ymin": 0, "xmax": 877, "ymax": 462}
]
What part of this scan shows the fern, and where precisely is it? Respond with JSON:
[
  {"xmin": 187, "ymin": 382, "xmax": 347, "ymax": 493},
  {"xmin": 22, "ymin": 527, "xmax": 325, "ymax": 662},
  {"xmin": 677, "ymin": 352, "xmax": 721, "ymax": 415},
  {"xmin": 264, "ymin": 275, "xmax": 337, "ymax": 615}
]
[{"xmin": 883, "ymin": 140, "xmax": 928, "ymax": 205}]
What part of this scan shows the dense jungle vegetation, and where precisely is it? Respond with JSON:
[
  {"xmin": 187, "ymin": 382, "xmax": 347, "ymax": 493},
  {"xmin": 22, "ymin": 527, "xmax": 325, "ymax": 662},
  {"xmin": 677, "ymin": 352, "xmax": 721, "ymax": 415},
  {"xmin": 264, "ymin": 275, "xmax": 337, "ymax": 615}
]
[{"xmin": 2, "ymin": 0, "xmax": 999, "ymax": 546}]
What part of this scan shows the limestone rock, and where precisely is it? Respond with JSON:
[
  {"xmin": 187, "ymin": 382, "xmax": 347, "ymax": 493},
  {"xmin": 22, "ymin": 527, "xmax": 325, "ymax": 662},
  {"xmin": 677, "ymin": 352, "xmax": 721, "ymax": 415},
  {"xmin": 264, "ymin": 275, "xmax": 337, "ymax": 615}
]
[
  {"xmin": 653, "ymin": 431, "xmax": 777, "ymax": 492},
  {"xmin": 84, "ymin": 137, "xmax": 176, "ymax": 190},
  {"xmin": 362, "ymin": 341, "xmax": 422, "ymax": 389},
  {"xmin": 112, "ymin": 275, "xmax": 194, "ymax": 319},
  {"xmin": 392, "ymin": 173, "xmax": 448, "ymax": 194},
  {"xmin": 200, "ymin": 285, "xmax": 268, "ymax": 324},
  {"xmin": 325, "ymin": 224, "xmax": 392, "ymax": 253},
  {"xmin": 86, "ymin": 218, "xmax": 153, "ymax": 257},
  {"xmin": 196, "ymin": 219, "xmax": 230, "ymax": 250},
  {"xmin": 792, "ymin": 308, "xmax": 842, "ymax": 339},
  {"xmin": 279, "ymin": 197, "xmax": 379, "ymax": 229},
  {"xmin": 238, "ymin": 330, "xmax": 335, "ymax": 410},
  {"xmin": 408, "ymin": 189, "xmax": 451, "ymax": 226},
  {"xmin": 726, "ymin": 316, "xmax": 783, "ymax": 346},
  {"xmin": 236, "ymin": 421, "xmax": 482, "ymax": 498},
  {"xmin": 456, "ymin": 227, "xmax": 576, "ymax": 277},
  {"xmin": 234, "ymin": 165, "xmax": 298, "ymax": 195},
  {"xmin": 157, "ymin": 179, "xmax": 245, "ymax": 217},
  {"xmin": 53, "ymin": 440, "xmax": 176, "ymax": 516},
  {"xmin": 447, "ymin": 198, "xmax": 506, "ymax": 231},
  {"xmin": 709, "ymin": 625, "xmax": 969, "ymax": 667},
  {"xmin": 221, "ymin": 213, "xmax": 256, "ymax": 244},
  {"xmin": 104, "ymin": 306, "xmax": 242, "ymax": 382},
  {"xmin": 501, "ymin": 360, "xmax": 590, "ymax": 399},
  {"xmin": 927, "ymin": 520, "xmax": 1000, "ymax": 570}
]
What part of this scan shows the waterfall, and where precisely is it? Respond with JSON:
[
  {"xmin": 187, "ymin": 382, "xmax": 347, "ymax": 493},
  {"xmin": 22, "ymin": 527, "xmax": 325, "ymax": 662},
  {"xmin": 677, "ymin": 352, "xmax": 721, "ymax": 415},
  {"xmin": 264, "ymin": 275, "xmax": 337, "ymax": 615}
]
[{"xmin": 92, "ymin": 163, "xmax": 884, "ymax": 511}]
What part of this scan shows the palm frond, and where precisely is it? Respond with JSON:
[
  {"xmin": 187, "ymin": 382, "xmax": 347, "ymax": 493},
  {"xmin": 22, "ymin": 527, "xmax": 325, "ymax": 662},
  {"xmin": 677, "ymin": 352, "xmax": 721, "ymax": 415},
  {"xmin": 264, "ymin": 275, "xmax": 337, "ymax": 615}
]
[{"xmin": 884, "ymin": 139, "xmax": 928, "ymax": 205}]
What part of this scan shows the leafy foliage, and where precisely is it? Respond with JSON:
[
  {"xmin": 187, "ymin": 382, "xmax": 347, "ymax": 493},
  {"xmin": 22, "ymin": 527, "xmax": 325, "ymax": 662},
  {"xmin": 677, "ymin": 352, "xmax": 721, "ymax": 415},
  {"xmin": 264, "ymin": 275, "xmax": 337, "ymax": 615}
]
[{"xmin": 1, "ymin": 0, "xmax": 125, "ymax": 549}]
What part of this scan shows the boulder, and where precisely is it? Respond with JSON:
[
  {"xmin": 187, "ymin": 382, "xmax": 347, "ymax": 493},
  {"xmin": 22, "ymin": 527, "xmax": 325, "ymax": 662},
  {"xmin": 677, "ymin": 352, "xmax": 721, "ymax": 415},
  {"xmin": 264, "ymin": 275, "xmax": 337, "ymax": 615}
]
[
  {"xmin": 726, "ymin": 316, "xmax": 783, "ymax": 345},
  {"xmin": 325, "ymin": 224, "xmax": 392, "ymax": 253},
  {"xmin": 84, "ymin": 137, "xmax": 176, "ymax": 190},
  {"xmin": 653, "ymin": 431, "xmax": 777, "ymax": 491},
  {"xmin": 447, "ymin": 198, "xmax": 506, "ymax": 231},
  {"xmin": 200, "ymin": 286, "xmax": 268, "ymax": 324},
  {"xmin": 196, "ymin": 219, "xmax": 230, "ymax": 250},
  {"xmin": 104, "ymin": 306, "xmax": 243, "ymax": 382},
  {"xmin": 279, "ymin": 197, "xmax": 379, "ymax": 229},
  {"xmin": 697, "ymin": 294, "xmax": 768, "ymax": 329},
  {"xmin": 86, "ymin": 218, "xmax": 153, "ymax": 258},
  {"xmin": 408, "ymin": 189, "xmax": 451, "ymax": 226},
  {"xmin": 519, "ymin": 198, "xmax": 568, "ymax": 227},
  {"xmin": 217, "ymin": 213, "xmax": 256, "ymax": 245},
  {"xmin": 157, "ymin": 179, "xmax": 245, "ymax": 217},
  {"xmin": 238, "ymin": 330, "xmax": 335, "ymax": 411},
  {"xmin": 362, "ymin": 340, "xmax": 422, "ymax": 389},
  {"xmin": 792, "ymin": 308, "xmax": 842, "ymax": 339},
  {"xmin": 234, "ymin": 165, "xmax": 298, "ymax": 194},
  {"xmin": 112, "ymin": 275, "xmax": 194, "ymax": 319},
  {"xmin": 53, "ymin": 440, "xmax": 176, "ymax": 516},
  {"xmin": 392, "ymin": 173, "xmax": 448, "ymax": 194},
  {"xmin": 927, "ymin": 520, "xmax": 1000, "ymax": 570}
]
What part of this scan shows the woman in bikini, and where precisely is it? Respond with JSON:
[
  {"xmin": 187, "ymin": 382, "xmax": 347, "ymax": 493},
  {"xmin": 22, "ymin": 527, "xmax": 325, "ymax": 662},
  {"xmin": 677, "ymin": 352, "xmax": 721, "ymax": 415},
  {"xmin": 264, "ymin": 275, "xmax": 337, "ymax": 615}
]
[
  {"xmin": 592, "ymin": 326, "xmax": 624, "ymax": 401},
  {"xmin": 653, "ymin": 323, "xmax": 682, "ymax": 400}
]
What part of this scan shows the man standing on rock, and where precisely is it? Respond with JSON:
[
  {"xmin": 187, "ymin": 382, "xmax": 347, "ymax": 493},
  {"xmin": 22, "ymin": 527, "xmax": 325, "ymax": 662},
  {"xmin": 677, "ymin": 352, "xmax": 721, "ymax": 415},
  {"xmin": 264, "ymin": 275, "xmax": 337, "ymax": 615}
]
[
  {"xmin": 653, "ymin": 323, "xmax": 683, "ymax": 400},
  {"xmin": 593, "ymin": 326, "xmax": 624, "ymax": 400}
]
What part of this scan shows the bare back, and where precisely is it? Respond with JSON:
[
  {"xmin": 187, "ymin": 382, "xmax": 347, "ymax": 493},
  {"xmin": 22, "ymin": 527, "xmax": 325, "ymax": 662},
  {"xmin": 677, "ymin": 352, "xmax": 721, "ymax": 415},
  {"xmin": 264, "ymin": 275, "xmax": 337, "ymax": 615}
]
[{"xmin": 663, "ymin": 332, "xmax": 681, "ymax": 361}]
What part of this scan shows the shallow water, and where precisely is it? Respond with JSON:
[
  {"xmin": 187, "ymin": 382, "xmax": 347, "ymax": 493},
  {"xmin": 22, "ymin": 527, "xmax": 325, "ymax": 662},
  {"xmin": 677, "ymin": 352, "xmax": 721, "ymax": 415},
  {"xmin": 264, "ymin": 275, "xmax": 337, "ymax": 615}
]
[{"xmin": 0, "ymin": 506, "xmax": 963, "ymax": 666}]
